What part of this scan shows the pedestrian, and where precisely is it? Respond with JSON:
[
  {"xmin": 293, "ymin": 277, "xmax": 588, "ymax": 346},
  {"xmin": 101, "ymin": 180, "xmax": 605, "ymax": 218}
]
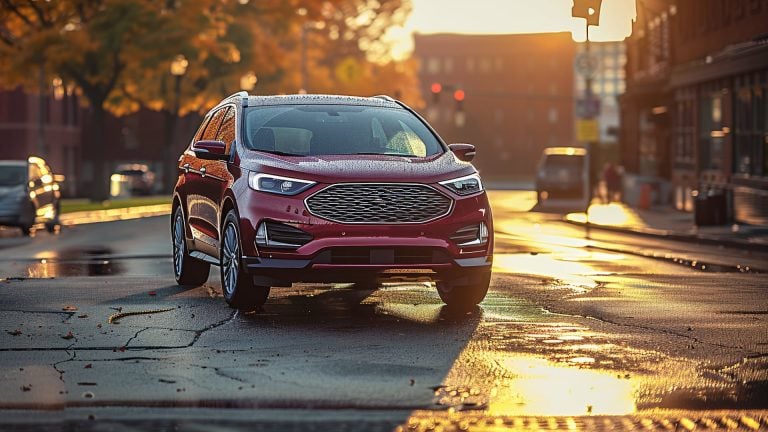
[{"xmin": 603, "ymin": 163, "xmax": 621, "ymax": 203}]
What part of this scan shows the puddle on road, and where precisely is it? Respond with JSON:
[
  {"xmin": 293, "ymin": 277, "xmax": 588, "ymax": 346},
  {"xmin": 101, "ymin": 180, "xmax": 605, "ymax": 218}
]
[{"xmin": 0, "ymin": 247, "xmax": 172, "ymax": 278}]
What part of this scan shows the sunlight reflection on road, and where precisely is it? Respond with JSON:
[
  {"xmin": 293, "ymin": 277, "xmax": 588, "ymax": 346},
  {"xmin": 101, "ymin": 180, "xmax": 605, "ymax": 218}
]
[
  {"xmin": 486, "ymin": 355, "xmax": 637, "ymax": 416},
  {"xmin": 492, "ymin": 253, "xmax": 610, "ymax": 292}
]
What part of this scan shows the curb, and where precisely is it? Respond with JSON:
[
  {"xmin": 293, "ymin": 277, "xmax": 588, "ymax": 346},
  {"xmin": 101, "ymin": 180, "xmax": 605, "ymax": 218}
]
[
  {"xmin": 59, "ymin": 204, "xmax": 172, "ymax": 226},
  {"xmin": 563, "ymin": 218, "xmax": 768, "ymax": 253}
]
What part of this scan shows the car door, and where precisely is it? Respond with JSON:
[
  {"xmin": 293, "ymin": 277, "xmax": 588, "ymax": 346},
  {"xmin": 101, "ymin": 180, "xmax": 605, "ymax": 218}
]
[
  {"xmin": 198, "ymin": 105, "xmax": 236, "ymax": 254},
  {"xmin": 185, "ymin": 107, "xmax": 226, "ymax": 256}
]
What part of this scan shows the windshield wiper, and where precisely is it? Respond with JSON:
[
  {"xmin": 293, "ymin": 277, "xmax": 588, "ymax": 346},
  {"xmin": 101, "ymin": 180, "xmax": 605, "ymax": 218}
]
[
  {"xmin": 352, "ymin": 152, "xmax": 418, "ymax": 157},
  {"xmin": 257, "ymin": 149, "xmax": 305, "ymax": 157}
]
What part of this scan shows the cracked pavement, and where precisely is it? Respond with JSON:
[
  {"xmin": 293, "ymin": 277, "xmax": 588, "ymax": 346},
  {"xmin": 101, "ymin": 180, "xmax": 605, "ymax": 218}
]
[{"xmin": 0, "ymin": 191, "xmax": 766, "ymax": 430}]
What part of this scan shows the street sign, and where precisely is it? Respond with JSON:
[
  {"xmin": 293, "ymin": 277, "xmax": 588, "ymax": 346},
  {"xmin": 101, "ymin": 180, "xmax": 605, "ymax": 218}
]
[
  {"xmin": 576, "ymin": 97, "xmax": 601, "ymax": 118},
  {"xmin": 576, "ymin": 119, "xmax": 600, "ymax": 142}
]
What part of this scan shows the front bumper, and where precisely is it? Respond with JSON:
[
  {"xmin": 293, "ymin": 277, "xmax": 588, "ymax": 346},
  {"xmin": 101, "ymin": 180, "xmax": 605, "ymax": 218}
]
[{"xmin": 235, "ymin": 185, "xmax": 494, "ymax": 285}]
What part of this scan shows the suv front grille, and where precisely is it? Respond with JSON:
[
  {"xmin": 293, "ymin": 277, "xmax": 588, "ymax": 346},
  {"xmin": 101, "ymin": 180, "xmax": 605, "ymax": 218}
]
[{"xmin": 305, "ymin": 183, "xmax": 452, "ymax": 224}]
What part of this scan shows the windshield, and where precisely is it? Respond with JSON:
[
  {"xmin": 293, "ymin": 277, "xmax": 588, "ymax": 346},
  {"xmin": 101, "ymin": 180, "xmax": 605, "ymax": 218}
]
[
  {"xmin": 0, "ymin": 165, "xmax": 25, "ymax": 186},
  {"xmin": 243, "ymin": 105, "xmax": 443, "ymax": 157},
  {"xmin": 540, "ymin": 155, "xmax": 585, "ymax": 173}
]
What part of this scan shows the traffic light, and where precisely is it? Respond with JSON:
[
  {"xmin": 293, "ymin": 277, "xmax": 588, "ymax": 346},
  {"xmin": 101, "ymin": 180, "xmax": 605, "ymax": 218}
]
[
  {"xmin": 572, "ymin": 0, "xmax": 602, "ymax": 26},
  {"xmin": 453, "ymin": 89, "xmax": 465, "ymax": 112},
  {"xmin": 430, "ymin": 82, "xmax": 442, "ymax": 103}
]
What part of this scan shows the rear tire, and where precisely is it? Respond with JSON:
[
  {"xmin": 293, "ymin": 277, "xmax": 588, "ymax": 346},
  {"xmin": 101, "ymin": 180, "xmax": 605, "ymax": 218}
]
[
  {"xmin": 436, "ymin": 271, "xmax": 491, "ymax": 310},
  {"xmin": 172, "ymin": 206, "xmax": 210, "ymax": 286},
  {"xmin": 221, "ymin": 211, "xmax": 269, "ymax": 310}
]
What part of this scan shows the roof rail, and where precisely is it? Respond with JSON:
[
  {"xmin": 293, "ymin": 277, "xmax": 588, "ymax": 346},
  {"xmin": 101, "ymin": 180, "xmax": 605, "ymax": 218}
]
[
  {"xmin": 371, "ymin": 94, "xmax": 396, "ymax": 102},
  {"xmin": 225, "ymin": 91, "xmax": 249, "ymax": 100}
]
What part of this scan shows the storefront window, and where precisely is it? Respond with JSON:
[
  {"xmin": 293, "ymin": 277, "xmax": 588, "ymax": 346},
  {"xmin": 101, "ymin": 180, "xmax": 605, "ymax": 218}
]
[
  {"xmin": 733, "ymin": 72, "xmax": 767, "ymax": 177},
  {"xmin": 700, "ymin": 91, "xmax": 724, "ymax": 170}
]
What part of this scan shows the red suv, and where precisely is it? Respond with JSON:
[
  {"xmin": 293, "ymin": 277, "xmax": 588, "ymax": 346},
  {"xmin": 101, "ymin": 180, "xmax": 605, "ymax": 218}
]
[{"xmin": 172, "ymin": 93, "xmax": 493, "ymax": 310}]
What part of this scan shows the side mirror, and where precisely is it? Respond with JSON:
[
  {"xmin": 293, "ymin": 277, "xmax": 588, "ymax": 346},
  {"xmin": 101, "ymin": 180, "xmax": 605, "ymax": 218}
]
[
  {"xmin": 193, "ymin": 140, "xmax": 228, "ymax": 161},
  {"xmin": 448, "ymin": 143, "xmax": 476, "ymax": 162}
]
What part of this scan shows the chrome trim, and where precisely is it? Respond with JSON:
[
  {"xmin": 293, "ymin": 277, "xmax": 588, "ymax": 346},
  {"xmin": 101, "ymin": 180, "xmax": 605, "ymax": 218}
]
[{"xmin": 303, "ymin": 182, "xmax": 454, "ymax": 225}]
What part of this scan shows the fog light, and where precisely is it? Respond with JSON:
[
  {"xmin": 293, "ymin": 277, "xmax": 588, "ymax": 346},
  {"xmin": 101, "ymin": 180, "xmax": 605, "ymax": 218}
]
[
  {"xmin": 254, "ymin": 221, "xmax": 313, "ymax": 250},
  {"xmin": 450, "ymin": 222, "xmax": 489, "ymax": 247}
]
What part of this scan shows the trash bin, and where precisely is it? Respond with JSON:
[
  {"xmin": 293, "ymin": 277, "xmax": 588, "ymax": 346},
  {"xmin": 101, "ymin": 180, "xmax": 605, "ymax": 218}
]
[{"xmin": 693, "ymin": 189, "xmax": 727, "ymax": 226}]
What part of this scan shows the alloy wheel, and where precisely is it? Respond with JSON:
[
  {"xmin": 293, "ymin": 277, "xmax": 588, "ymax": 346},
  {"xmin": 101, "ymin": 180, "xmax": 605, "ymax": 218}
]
[
  {"xmin": 222, "ymin": 222, "xmax": 240, "ymax": 298},
  {"xmin": 173, "ymin": 212, "xmax": 185, "ymax": 278}
]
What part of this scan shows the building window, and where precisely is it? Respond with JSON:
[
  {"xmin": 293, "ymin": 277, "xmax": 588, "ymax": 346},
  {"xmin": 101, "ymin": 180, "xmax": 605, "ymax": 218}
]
[
  {"xmin": 427, "ymin": 57, "xmax": 440, "ymax": 75},
  {"xmin": 466, "ymin": 57, "xmax": 475, "ymax": 73},
  {"xmin": 733, "ymin": 73, "xmax": 767, "ymax": 176},
  {"xmin": 548, "ymin": 107, "xmax": 558, "ymax": 124},
  {"xmin": 444, "ymin": 57, "xmax": 454, "ymax": 74}
]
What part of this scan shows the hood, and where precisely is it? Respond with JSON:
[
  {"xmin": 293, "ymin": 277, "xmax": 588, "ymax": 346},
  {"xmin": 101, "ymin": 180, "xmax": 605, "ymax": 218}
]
[{"xmin": 238, "ymin": 151, "xmax": 476, "ymax": 184}]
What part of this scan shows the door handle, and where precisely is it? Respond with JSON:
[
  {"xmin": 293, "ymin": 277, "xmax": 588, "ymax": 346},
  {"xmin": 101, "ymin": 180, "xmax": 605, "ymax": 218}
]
[
  {"xmin": 183, "ymin": 163, "xmax": 190, "ymax": 173},
  {"xmin": 200, "ymin": 167, "xmax": 207, "ymax": 177}
]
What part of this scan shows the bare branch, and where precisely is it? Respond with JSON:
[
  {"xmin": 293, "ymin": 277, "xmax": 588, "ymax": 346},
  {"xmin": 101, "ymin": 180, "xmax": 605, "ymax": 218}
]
[
  {"xmin": 1, "ymin": 0, "xmax": 36, "ymax": 28},
  {"xmin": 24, "ymin": 0, "xmax": 51, "ymax": 27}
]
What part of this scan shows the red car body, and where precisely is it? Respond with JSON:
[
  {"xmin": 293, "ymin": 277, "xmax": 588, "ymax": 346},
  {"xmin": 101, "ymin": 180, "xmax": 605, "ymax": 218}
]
[{"xmin": 172, "ymin": 93, "xmax": 493, "ymax": 310}]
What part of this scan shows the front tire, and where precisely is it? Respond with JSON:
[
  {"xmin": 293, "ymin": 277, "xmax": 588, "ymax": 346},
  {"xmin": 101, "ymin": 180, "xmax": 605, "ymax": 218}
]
[
  {"xmin": 172, "ymin": 207, "xmax": 210, "ymax": 286},
  {"xmin": 221, "ymin": 211, "xmax": 269, "ymax": 310},
  {"xmin": 436, "ymin": 271, "xmax": 491, "ymax": 310}
]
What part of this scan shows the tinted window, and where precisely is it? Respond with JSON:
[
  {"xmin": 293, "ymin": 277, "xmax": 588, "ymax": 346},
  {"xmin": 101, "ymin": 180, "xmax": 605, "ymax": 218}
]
[
  {"xmin": 201, "ymin": 107, "xmax": 228, "ymax": 141},
  {"xmin": 243, "ymin": 105, "xmax": 442, "ymax": 157},
  {"xmin": 540, "ymin": 155, "xmax": 585, "ymax": 174},
  {"xmin": 0, "ymin": 165, "xmax": 25, "ymax": 186},
  {"xmin": 216, "ymin": 107, "xmax": 236, "ymax": 153}
]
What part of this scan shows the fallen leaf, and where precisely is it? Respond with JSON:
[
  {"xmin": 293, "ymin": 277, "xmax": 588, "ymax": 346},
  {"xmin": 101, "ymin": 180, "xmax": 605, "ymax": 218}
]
[
  {"xmin": 148, "ymin": 291, "xmax": 157, "ymax": 296},
  {"xmin": 158, "ymin": 378, "xmax": 176, "ymax": 384},
  {"xmin": 7, "ymin": 329, "xmax": 22, "ymax": 336},
  {"xmin": 61, "ymin": 331, "xmax": 74, "ymax": 340},
  {"xmin": 62, "ymin": 305, "xmax": 78, "ymax": 312},
  {"xmin": 77, "ymin": 314, "xmax": 88, "ymax": 319},
  {"xmin": 84, "ymin": 364, "xmax": 92, "ymax": 369},
  {"xmin": 118, "ymin": 346, "xmax": 126, "ymax": 352}
]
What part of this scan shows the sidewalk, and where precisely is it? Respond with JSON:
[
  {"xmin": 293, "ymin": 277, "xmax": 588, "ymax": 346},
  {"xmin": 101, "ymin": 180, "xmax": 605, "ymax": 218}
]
[{"xmin": 565, "ymin": 201, "xmax": 768, "ymax": 252}]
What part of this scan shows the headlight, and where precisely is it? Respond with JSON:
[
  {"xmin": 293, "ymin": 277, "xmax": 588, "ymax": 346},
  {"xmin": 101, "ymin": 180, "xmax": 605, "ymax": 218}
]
[
  {"xmin": 248, "ymin": 172, "xmax": 315, "ymax": 196},
  {"xmin": 439, "ymin": 173, "xmax": 483, "ymax": 196}
]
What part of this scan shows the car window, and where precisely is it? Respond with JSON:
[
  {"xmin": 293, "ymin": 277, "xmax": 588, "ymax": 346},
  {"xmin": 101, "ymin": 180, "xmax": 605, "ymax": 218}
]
[
  {"xmin": 243, "ymin": 105, "xmax": 442, "ymax": 157},
  {"xmin": 542, "ymin": 155, "xmax": 584, "ymax": 170},
  {"xmin": 201, "ymin": 107, "xmax": 228, "ymax": 141},
  {"xmin": 0, "ymin": 165, "xmax": 25, "ymax": 186},
  {"xmin": 215, "ymin": 106, "xmax": 236, "ymax": 153},
  {"xmin": 192, "ymin": 114, "xmax": 212, "ymax": 143}
]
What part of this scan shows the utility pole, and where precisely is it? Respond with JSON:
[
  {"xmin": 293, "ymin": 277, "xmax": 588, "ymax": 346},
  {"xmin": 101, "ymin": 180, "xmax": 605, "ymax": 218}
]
[{"xmin": 572, "ymin": 0, "xmax": 603, "ymax": 233}]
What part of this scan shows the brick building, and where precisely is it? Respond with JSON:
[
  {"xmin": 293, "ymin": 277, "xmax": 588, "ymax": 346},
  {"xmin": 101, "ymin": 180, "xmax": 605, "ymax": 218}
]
[
  {"xmin": 0, "ymin": 86, "xmax": 198, "ymax": 197},
  {"xmin": 621, "ymin": 0, "xmax": 768, "ymax": 224},
  {"xmin": 0, "ymin": 87, "xmax": 82, "ymax": 196},
  {"xmin": 413, "ymin": 33, "xmax": 576, "ymax": 181}
]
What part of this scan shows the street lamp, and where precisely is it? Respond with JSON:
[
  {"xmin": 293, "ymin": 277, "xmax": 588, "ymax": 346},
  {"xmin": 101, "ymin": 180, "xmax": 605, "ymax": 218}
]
[
  {"xmin": 164, "ymin": 54, "xmax": 188, "ymax": 193},
  {"xmin": 240, "ymin": 71, "xmax": 258, "ymax": 92}
]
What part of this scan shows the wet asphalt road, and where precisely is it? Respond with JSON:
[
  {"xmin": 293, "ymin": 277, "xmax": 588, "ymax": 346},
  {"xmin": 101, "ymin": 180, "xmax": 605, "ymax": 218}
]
[{"xmin": 0, "ymin": 190, "xmax": 766, "ymax": 431}]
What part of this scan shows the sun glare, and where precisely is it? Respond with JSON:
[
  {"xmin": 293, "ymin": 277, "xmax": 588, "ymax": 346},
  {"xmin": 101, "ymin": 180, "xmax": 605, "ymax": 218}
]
[{"xmin": 386, "ymin": 0, "xmax": 636, "ymax": 60}]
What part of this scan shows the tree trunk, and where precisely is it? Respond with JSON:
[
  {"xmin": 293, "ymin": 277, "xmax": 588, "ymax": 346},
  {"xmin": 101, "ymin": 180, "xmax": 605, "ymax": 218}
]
[{"xmin": 86, "ymin": 106, "xmax": 110, "ymax": 201}]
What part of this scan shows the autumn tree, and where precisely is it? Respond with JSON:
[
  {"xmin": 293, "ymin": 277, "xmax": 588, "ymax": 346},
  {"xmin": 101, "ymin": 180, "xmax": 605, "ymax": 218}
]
[{"xmin": 0, "ymin": 0, "xmax": 420, "ymax": 199}]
